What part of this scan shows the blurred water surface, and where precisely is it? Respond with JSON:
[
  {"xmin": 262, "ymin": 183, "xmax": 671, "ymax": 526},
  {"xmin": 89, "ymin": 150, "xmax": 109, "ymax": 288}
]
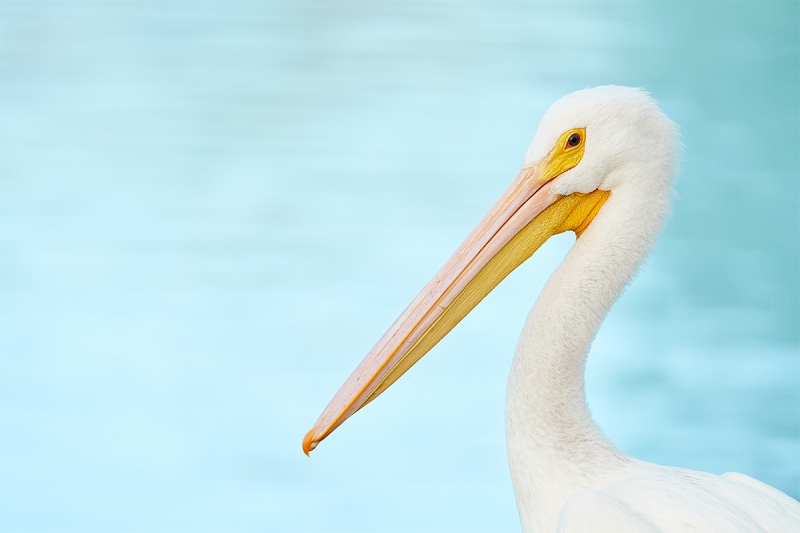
[{"xmin": 1, "ymin": 1, "xmax": 798, "ymax": 532}]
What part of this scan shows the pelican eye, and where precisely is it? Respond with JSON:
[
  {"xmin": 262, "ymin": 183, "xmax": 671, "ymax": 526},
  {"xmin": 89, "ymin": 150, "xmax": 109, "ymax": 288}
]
[{"xmin": 566, "ymin": 133, "xmax": 581, "ymax": 148}]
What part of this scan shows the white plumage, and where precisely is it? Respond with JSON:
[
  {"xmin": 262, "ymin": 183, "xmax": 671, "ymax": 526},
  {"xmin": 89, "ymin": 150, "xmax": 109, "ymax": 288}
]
[{"xmin": 304, "ymin": 86, "xmax": 800, "ymax": 532}]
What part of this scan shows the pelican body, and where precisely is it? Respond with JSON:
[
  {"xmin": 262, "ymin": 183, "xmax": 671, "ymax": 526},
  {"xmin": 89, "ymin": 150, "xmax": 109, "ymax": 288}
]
[{"xmin": 303, "ymin": 87, "xmax": 800, "ymax": 532}]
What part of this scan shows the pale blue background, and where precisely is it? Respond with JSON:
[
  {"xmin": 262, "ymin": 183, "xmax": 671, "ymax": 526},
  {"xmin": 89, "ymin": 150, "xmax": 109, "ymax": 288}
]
[{"xmin": 1, "ymin": 1, "xmax": 798, "ymax": 532}]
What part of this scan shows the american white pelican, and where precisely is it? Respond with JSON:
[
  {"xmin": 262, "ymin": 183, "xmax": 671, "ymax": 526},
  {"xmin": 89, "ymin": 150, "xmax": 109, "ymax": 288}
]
[{"xmin": 302, "ymin": 86, "xmax": 800, "ymax": 532}]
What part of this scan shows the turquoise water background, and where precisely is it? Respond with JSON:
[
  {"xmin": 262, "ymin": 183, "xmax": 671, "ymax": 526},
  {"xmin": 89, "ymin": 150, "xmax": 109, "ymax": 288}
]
[{"xmin": 1, "ymin": 1, "xmax": 798, "ymax": 532}]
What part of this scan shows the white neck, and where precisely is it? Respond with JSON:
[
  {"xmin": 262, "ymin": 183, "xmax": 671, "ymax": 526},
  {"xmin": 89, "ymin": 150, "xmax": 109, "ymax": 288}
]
[{"xmin": 505, "ymin": 173, "xmax": 671, "ymax": 532}]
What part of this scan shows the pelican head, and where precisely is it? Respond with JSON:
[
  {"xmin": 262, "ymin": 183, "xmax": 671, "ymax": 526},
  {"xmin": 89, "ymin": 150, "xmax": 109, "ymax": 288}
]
[
  {"xmin": 303, "ymin": 85, "xmax": 678, "ymax": 455},
  {"xmin": 525, "ymin": 86, "xmax": 677, "ymax": 197}
]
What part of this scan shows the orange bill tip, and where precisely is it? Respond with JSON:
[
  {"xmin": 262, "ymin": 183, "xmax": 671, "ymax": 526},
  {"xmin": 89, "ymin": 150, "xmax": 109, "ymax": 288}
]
[{"xmin": 302, "ymin": 429, "xmax": 317, "ymax": 456}]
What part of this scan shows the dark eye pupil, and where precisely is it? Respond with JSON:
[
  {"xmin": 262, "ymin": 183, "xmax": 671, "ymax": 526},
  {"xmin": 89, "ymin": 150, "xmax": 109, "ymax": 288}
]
[{"xmin": 567, "ymin": 133, "xmax": 581, "ymax": 147}]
